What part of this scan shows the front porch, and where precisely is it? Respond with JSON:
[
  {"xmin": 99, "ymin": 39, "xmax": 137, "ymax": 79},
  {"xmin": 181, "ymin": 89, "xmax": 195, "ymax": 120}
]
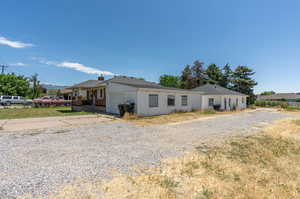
[{"xmin": 72, "ymin": 86, "xmax": 107, "ymax": 113}]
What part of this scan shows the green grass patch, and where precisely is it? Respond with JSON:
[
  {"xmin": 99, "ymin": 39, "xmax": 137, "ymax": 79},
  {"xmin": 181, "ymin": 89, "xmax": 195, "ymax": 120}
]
[{"xmin": 0, "ymin": 107, "xmax": 93, "ymax": 120}]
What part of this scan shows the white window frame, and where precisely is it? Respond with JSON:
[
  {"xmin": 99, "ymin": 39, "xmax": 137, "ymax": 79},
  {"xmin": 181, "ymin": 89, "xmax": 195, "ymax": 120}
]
[
  {"xmin": 149, "ymin": 94, "xmax": 159, "ymax": 108},
  {"xmin": 181, "ymin": 95, "xmax": 188, "ymax": 106}
]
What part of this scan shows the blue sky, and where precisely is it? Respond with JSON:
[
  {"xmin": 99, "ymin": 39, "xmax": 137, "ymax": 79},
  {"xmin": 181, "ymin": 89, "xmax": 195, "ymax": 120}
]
[{"xmin": 0, "ymin": 0, "xmax": 299, "ymax": 93}]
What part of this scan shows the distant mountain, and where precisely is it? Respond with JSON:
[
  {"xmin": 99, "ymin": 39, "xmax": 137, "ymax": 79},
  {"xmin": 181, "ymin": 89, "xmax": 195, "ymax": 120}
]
[{"xmin": 41, "ymin": 84, "xmax": 69, "ymax": 90}]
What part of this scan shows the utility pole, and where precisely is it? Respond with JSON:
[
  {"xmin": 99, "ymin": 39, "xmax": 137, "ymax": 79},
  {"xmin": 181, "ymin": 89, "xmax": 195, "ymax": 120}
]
[{"xmin": 0, "ymin": 65, "xmax": 8, "ymax": 74}]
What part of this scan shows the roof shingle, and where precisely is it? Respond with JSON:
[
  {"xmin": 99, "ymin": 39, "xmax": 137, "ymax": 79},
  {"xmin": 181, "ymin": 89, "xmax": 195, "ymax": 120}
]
[{"xmin": 192, "ymin": 84, "xmax": 247, "ymax": 96}]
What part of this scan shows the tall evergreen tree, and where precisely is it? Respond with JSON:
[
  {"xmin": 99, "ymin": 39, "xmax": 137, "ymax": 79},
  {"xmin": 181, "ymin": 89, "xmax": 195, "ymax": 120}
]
[
  {"xmin": 180, "ymin": 65, "xmax": 194, "ymax": 89},
  {"xmin": 220, "ymin": 64, "xmax": 233, "ymax": 88},
  {"xmin": 191, "ymin": 60, "xmax": 206, "ymax": 87},
  {"xmin": 232, "ymin": 66, "xmax": 257, "ymax": 104},
  {"xmin": 206, "ymin": 64, "xmax": 223, "ymax": 84}
]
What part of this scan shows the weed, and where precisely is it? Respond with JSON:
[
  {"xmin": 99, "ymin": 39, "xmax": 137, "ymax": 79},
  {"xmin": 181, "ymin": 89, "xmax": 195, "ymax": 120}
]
[
  {"xmin": 182, "ymin": 161, "xmax": 200, "ymax": 176},
  {"xmin": 196, "ymin": 187, "xmax": 214, "ymax": 199},
  {"xmin": 159, "ymin": 176, "xmax": 179, "ymax": 190}
]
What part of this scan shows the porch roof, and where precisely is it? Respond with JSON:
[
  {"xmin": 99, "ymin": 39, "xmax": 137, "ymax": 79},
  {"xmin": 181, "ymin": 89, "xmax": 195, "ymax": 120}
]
[{"xmin": 69, "ymin": 80, "xmax": 104, "ymax": 89}]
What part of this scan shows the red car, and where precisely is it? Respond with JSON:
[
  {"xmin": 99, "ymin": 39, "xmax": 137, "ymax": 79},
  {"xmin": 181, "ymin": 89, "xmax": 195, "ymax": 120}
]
[{"xmin": 33, "ymin": 96, "xmax": 71, "ymax": 106}]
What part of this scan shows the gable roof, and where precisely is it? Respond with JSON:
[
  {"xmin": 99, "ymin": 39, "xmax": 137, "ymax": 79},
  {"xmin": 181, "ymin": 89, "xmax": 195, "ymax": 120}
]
[
  {"xmin": 192, "ymin": 84, "xmax": 247, "ymax": 96},
  {"xmin": 69, "ymin": 80, "xmax": 103, "ymax": 89},
  {"xmin": 69, "ymin": 76, "xmax": 190, "ymax": 91},
  {"xmin": 106, "ymin": 76, "xmax": 189, "ymax": 91}
]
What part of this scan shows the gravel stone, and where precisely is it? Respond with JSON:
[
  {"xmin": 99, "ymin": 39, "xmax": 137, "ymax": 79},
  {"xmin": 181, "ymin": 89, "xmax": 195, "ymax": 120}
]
[{"xmin": 0, "ymin": 109, "xmax": 297, "ymax": 198}]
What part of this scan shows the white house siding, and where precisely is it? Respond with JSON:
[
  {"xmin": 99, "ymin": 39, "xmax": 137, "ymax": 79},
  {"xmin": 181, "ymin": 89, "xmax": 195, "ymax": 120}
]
[
  {"xmin": 136, "ymin": 89, "xmax": 201, "ymax": 116},
  {"xmin": 201, "ymin": 95, "xmax": 247, "ymax": 110},
  {"xmin": 106, "ymin": 83, "xmax": 138, "ymax": 114},
  {"xmin": 201, "ymin": 95, "xmax": 222, "ymax": 110}
]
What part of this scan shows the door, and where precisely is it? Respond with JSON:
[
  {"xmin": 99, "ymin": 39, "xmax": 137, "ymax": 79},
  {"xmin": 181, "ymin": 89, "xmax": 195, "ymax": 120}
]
[{"xmin": 224, "ymin": 98, "xmax": 227, "ymax": 110}]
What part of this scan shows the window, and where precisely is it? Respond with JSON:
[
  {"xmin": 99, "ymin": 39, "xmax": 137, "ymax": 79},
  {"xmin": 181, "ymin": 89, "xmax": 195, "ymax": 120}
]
[
  {"xmin": 236, "ymin": 98, "xmax": 239, "ymax": 106},
  {"xmin": 242, "ymin": 97, "xmax": 244, "ymax": 104},
  {"xmin": 3, "ymin": 96, "xmax": 11, "ymax": 100},
  {"xmin": 208, "ymin": 98, "xmax": 214, "ymax": 106},
  {"xmin": 167, "ymin": 95, "xmax": 175, "ymax": 106},
  {"xmin": 100, "ymin": 88, "xmax": 103, "ymax": 99},
  {"xmin": 13, "ymin": 96, "xmax": 18, "ymax": 100},
  {"xmin": 181, "ymin": 95, "xmax": 188, "ymax": 106},
  {"xmin": 149, "ymin": 94, "xmax": 159, "ymax": 107}
]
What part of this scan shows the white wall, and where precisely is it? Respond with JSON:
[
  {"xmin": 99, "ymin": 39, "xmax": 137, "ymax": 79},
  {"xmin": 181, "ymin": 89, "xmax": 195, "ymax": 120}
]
[
  {"xmin": 201, "ymin": 95, "xmax": 222, "ymax": 110},
  {"xmin": 136, "ymin": 89, "xmax": 202, "ymax": 116},
  {"xmin": 106, "ymin": 83, "xmax": 138, "ymax": 114},
  {"xmin": 201, "ymin": 95, "xmax": 247, "ymax": 110}
]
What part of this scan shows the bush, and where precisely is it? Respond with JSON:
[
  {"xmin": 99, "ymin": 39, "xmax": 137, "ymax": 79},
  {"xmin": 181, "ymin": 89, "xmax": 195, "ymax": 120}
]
[{"xmin": 279, "ymin": 102, "xmax": 289, "ymax": 109}]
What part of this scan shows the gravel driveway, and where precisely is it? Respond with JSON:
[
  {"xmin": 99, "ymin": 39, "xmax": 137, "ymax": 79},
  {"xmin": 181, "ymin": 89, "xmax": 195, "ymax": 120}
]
[{"xmin": 0, "ymin": 109, "xmax": 297, "ymax": 198}]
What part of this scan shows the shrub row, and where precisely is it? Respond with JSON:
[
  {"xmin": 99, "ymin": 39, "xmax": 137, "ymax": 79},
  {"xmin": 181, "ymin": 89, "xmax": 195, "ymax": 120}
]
[{"xmin": 255, "ymin": 100, "xmax": 289, "ymax": 108}]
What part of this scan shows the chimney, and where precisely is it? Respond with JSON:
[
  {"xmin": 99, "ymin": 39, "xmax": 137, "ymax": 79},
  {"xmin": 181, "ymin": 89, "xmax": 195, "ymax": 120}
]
[{"xmin": 98, "ymin": 75, "xmax": 104, "ymax": 81}]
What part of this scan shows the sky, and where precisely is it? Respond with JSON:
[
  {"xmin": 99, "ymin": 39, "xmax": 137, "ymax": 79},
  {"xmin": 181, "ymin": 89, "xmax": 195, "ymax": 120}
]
[{"xmin": 0, "ymin": 0, "xmax": 299, "ymax": 93}]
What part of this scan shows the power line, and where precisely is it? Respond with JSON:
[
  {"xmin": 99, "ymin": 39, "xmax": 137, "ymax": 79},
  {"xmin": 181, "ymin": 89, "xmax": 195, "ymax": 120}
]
[{"xmin": 0, "ymin": 64, "xmax": 8, "ymax": 74}]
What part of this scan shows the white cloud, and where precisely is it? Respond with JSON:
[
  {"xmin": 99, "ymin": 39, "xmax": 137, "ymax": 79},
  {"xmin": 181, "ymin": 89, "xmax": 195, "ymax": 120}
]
[
  {"xmin": 57, "ymin": 62, "xmax": 114, "ymax": 75},
  {"xmin": 11, "ymin": 62, "xmax": 27, "ymax": 66},
  {"xmin": 33, "ymin": 57, "xmax": 114, "ymax": 76},
  {"xmin": 0, "ymin": 37, "xmax": 34, "ymax": 48}
]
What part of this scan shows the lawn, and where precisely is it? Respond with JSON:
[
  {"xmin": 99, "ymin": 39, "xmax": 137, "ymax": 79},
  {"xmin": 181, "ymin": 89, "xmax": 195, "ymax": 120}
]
[
  {"xmin": 0, "ymin": 107, "xmax": 93, "ymax": 120},
  {"xmin": 29, "ymin": 119, "xmax": 300, "ymax": 199}
]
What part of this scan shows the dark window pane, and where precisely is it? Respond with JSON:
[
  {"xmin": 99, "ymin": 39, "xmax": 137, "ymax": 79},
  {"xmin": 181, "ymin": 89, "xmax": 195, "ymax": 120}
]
[
  {"xmin": 167, "ymin": 95, "xmax": 175, "ymax": 106},
  {"xmin": 149, "ymin": 94, "xmax": 158, "ymax": 107}
]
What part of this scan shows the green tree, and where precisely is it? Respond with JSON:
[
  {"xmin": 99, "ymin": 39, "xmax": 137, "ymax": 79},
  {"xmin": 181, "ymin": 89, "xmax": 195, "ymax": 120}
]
[
  {"xmin": 191, "ymin": 60, "xmax": 206, "ymax": 87},
  {"xmin": 260, "ymin": 91, "xmax": 275, "ymax": 96},
  {"xmin": 30, "ymin": 73, "xmax": 43, "ymax": 99},
  {"xmin": 219, "ymin": 64, "xmax": 233, "ymax": 88},
  {"xmin": 0, "ymin": 73, "xmax": 30, "ymax": 97},
  {"xmin": 232, "ymin": 66, "xmax": 257, "ymax": 104},
  {"xmin": 206, "ymin": 64, "xmax": 223, "ymax": 84},
  {"xmin": 159, "ymin": 75, "xmax": 181, "ymax": 88},
  {"xmin": 180, "ymin": 65, "xmax": 194, "ymax": 89}
]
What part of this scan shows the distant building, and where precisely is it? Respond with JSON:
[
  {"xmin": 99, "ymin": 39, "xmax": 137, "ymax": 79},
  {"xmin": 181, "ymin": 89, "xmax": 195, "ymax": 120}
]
[{"xmin": 257, "ymin": 93, "xmax": 300, "ymax": 102}]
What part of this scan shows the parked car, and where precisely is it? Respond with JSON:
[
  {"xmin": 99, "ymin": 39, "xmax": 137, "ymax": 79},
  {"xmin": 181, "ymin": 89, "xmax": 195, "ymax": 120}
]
[
  {"xmin": 0, "ymin": 96, "xmax": 33, "ymax": 106},
  {"xmin": 33, "ymin": 96, "xmax": 71, "ymax": 107}
]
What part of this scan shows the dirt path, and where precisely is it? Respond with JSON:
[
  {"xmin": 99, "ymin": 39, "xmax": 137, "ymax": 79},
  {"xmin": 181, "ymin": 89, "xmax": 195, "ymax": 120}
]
[
  {"xmin": 0, "ymin": 114, "xmax": 116, "ymax": 131},
  {"xmin": 0, "ymin": 109, "xmax": 298, "ymax": 198}
]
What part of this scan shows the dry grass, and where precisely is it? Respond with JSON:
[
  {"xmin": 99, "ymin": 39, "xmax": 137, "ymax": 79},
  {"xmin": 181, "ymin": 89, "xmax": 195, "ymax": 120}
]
[
  {"xmin": 20, "ymin": 119, "xmax": 300, "ymax": 199},
  {"xmin": 123, "ymin": 109, "xmax": 252, "ymax": 126}
]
